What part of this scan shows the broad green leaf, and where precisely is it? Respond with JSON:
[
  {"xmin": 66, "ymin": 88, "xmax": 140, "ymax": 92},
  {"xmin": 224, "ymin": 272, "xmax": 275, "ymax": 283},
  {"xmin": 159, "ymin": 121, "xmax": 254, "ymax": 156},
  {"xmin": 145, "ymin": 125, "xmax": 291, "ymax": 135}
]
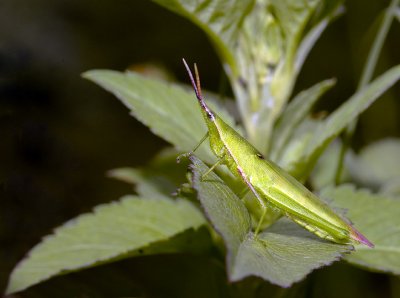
[
  {"xmin": 6, "ymin": 196, "xmax": 206, "ymax": 294},
  {"xmin": 321, "ymin": 185, "xmax": 400, "ymax": 274},
  {"xmin": 271, "ymin": 79, "xmax": 336, "ymax": 161},
  {"xmin": 190, "ymin": 155, "xmax": 251, "ymax": 267},
  {"xmin": 83, "ymin": 70, "xmax": 209, "ymax": 161},
  {"xmin": 380, "ymin": 177, "xmax": 400, "ymax": 198},
  {"xmin": 231, "ymin": 219, "xmax": 351, "ymax": 287},
  {"xmin": 190, "ymin": 156, "xmax": 351, "ymax": 287},
  {"xmin": 83, "ymin": 70, "xmax": 239, "ymax": 164},
  {"xmin": 288, "ymin": 64, "xmax": 400, "ymax": 179},
  {"xmin": 347, "ymin": 138, "xmax": 400, "ymax": 189}
]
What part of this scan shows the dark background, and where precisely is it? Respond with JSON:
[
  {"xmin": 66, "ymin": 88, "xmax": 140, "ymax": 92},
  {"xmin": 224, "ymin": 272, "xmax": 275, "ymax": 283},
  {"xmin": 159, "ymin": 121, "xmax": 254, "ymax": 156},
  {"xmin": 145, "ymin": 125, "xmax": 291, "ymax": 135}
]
[{"xmin": 1, "ymin": 0, "xmax": 399, "ymax": 297}]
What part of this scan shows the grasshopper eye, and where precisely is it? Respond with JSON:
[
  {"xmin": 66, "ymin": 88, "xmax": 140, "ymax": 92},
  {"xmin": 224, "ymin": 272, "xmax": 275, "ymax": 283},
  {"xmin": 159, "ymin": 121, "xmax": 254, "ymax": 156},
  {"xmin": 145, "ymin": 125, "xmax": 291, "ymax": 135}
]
[{"xmin": 256, "ymin": 153, "xmax": 265, "ymax": 159}]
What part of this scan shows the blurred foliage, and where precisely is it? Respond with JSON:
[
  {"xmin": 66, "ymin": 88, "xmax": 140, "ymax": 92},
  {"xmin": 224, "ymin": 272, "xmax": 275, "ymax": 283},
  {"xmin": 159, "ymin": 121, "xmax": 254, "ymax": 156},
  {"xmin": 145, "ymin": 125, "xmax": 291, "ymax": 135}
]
[{"xmin": 1, "ymin": 0, "xmax": 400, "ymax": 297}]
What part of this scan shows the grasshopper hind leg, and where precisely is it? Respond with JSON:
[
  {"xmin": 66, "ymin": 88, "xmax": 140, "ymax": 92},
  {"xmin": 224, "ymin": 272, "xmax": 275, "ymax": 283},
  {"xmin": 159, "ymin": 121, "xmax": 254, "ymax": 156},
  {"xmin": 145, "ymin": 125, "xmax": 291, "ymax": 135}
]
[
  {"xmin": 201, "ymin": 158, "xmax": 224, "ymax": 180},
  {"xmin": 237, "ymin": 167, "xmax": 268, "ymax": 236},
  {"xmin": 255, "ymin": 206, "xmax": 268, "ymax": 235}
]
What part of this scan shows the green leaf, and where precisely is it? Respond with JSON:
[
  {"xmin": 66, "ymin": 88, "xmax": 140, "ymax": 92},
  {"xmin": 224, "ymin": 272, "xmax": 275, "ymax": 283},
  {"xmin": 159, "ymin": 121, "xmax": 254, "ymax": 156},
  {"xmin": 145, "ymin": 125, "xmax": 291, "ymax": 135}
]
[
  {"xmin": 295, "ymin": 2, "xmax": 343, "ymax": 76},
  {"xmin": 276, "ymin": 118, "xmax": 320, "ymax": 178},
  {"xmin": 231, "ymin": 219, "xmax": 351, "ymax": 287},
  {"xmin": 108, "ymin": 167, "xmax": 139, "ymax": 185},
  {"xmin": 83, "ymin": 70, "xmax": 239, "ymax": 164},
  {"xmin": 380, "ymin": 177, "xmax": 400, "ymax": 197},
  {"xmin": 190, "ymin": 155, "xmax": 351, "ymax": 287},
  {"xmin": 109, "ymin": 148, "xmax": 188, "ymax": 200},
  {"xmin": 152, "ymin": 0, "xmax": 342, "ymax": 155},
  {"xmin": 321, "ymin": 185, "xmax": 400, "ymax": 274},
  {"xmin": 271, "ymin": 79, "xmax": 336, "ymax": 161},
  {"xmin": 152, "ymin": 0, "xmax": 254, "ymax": 75},
  {"xmin": 288, "ymin": 64, "xmax": 400, "ymax": 179},
  {"xmin": 347, "ymin": 138, "xmax": 400, "ymax": 189},
  {"xmin": 83, "ymin": 70, "xmax": 209, "ymax": 161},
  {"xmin": 237, "ymin": 0, "xmax": 324, "ymax": 151},
  {"xmin": 267, "ymin": 0, "xmax": 320, "ymax": 103},
  {"xmin": 310, "ymin": 140, "xmax": 351, "ymax": 190},
  {"xmin": 269, "ymin": 0, "xmax": 319, "ymax": 64},
  {"xmin": 395, "ymin": 6, "xmax": 400, "ymax": 22},
  {"xmin": 190, "ymin": 155, "xmax": 251, "ymax": 267},
  {"xmin": 6, "ymin": 197, "xmax": 206, "ymax": 294},
  {"xmin": 109, "ymin": 167, "xmax": 176, "ymax": 200}
]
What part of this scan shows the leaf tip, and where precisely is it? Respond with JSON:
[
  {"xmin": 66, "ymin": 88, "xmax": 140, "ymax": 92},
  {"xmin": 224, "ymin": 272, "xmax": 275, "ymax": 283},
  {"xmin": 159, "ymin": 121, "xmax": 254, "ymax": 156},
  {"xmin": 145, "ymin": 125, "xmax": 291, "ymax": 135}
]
[{"xmin": 81, "ymin": 70, "xmax": 95, "ymax": 80}]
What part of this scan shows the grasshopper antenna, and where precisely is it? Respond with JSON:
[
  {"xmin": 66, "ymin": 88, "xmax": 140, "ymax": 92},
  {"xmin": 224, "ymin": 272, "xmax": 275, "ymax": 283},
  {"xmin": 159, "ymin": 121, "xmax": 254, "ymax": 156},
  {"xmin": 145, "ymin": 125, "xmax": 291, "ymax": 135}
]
[
  {"xmin": 194, "ymin": 63, "xmax": 202, "ymax": 99},
  {"xmin": 182, "ymin": 58, "xmax": 201, "ymax": 100},
  {"xmin": 182, "ymin": 58, "xmax": 214, "ymax": 120}
]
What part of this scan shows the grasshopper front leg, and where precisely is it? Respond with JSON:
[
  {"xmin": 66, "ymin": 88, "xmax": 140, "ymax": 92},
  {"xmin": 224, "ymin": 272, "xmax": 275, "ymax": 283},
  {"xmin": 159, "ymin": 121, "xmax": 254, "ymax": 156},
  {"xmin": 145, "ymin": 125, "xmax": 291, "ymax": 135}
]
[{"xmin": 176, "ymin": 132, "xmax": 209, "ymax": 163}]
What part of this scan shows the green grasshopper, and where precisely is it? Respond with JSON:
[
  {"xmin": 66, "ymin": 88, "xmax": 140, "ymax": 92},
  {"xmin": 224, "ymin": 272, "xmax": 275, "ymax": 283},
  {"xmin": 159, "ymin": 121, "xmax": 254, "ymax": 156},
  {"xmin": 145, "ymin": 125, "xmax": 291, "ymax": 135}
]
[{"xmin": 182, "ymin": 59, "xmax": 373, "ymax": 247}]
